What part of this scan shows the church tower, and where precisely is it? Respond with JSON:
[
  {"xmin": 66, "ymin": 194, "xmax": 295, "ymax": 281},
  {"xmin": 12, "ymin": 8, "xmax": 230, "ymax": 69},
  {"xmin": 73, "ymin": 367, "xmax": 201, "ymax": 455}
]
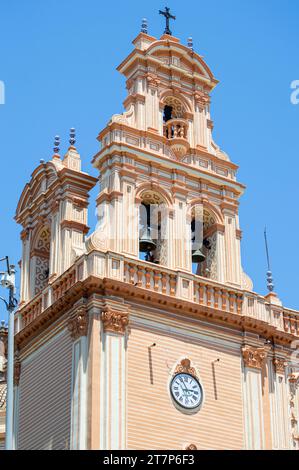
[{"xmin": 11, "ymin": 14, "xmax": 299, "ymax": 451}]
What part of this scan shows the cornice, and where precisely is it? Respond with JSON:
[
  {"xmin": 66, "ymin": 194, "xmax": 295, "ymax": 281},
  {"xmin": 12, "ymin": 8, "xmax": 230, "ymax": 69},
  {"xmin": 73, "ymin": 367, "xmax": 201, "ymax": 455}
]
[
  {"xmin": 93, "ymin": 143, "xmax": 245, "ymax": 196},
  {"xmin": 97, "ymin": 122, "xmax": 239, "ymax": 171},
  {"xmin": 60, "ymin": 220, "xmax": 90, "ymax": 235},
  {"xmin": 123, "ymin": 93, "xmax": 146, "ymax": 109},
  {"xmin": 15, "ymin": 275, "xmax": 299, "ymax": 351}
]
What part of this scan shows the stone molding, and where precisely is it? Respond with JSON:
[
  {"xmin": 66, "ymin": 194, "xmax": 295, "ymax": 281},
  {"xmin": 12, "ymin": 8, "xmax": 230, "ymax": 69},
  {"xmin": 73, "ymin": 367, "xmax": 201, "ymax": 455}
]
[{"xmin": 241, "ymin": 345, "xmax": 267, "ymax": 370}]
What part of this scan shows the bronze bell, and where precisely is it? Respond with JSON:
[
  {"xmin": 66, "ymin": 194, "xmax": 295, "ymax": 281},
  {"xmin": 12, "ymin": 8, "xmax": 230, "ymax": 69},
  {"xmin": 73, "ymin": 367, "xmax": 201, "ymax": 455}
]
[
  {"xmin": 139, "ymin": 227, "xmax": 156, "ymax": 253},
  {"xmin": 192, "ymin": 248, "xmax": 205, "ymax": 264}
]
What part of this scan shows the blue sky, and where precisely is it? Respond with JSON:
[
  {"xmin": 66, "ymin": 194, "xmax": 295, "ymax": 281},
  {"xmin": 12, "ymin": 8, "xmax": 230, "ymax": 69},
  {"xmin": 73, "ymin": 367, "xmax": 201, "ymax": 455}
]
[{"xmin": 0, "ymin": 0, "xmax": 298, "ymax": 321}]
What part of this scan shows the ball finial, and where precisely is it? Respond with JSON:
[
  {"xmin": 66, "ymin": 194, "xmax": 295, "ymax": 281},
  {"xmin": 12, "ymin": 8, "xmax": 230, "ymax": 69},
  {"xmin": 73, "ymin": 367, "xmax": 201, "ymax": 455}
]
[
  {"xmin": 69, "ymin": 127, "xmax": 76, "ymax": 146},
  {"xmin": 141, "ymin": 18, "xmax": 148, "ymax": 34},
  {"xmin": 187, "ymin": 37, "xmax": 194, "ymax": 51},
  {"xmin": 53, "ymin": 135, "xmax": 60, "ymax": 154}
]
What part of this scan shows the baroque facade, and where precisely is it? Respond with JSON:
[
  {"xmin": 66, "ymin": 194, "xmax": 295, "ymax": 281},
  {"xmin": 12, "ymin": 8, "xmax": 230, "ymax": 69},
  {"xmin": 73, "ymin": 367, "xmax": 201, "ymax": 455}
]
[{"xmin": 9, "ymin": 27, "xmax": 299, "ymax": 450}]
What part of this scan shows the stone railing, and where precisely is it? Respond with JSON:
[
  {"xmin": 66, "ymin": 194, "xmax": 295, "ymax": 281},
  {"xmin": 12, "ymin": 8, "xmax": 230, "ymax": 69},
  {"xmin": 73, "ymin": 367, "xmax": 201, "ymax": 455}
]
[
  {"xmin": 16, "ymin": 250, "xmax": 299, "ymax": 337},
  {"xmin": 163, "ymin": 118, "xmax": 189, "ymax": 140}
]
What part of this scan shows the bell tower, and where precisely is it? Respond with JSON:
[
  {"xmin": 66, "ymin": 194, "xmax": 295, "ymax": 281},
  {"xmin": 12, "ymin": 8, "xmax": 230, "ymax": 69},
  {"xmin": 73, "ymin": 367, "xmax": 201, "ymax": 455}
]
[
  {"xmin": 89, "ymin": 29, "xmax": 249, "ymax": 289},
  {"xmin": 16, "ymin": 131, "xmax": 97, "ymax": 306},
  {"xmin": 12, "ymin": 14, "xmax": 299, "ymax": 452}
]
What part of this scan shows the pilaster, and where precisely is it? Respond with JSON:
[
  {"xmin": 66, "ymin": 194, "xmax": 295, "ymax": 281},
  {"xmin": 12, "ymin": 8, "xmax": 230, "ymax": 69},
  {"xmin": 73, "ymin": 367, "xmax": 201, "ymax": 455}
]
[
  {"xmin": 68, "ymin": 305, "xmax": 89, "ymax": 450},
  {"xmin": 99, "ymin": 306, "xmax": 129, "ymax": 450},
  {"xmin": 241, "ymin": 344, "xmax": 267, "ymax": 449}
]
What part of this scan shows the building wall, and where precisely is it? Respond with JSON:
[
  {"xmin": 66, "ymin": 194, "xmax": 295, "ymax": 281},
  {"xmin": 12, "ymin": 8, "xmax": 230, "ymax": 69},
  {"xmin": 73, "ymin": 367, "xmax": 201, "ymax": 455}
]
[
  {"xmin": 126, "ymin": 314, "xmax": 244, "ymax": 450},
  {"xmin": 17, "ymin": 328, "xmax": 73, "ymax": 450}
]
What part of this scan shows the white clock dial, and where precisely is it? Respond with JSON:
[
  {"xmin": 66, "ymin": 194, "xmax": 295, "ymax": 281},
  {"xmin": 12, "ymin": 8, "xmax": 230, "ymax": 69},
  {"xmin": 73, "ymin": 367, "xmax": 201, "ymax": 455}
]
[{"xmin": 170, "ymin": 373, "xmax": 203, "ymax": 410}]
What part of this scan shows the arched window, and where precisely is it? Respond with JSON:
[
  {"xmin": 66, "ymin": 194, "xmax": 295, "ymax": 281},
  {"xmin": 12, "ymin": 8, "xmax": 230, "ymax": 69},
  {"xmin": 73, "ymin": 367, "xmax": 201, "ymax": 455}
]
[
  {"xmin": 138, "ymin": 191, "xmax": 168, "ymax": 266},
  {"xmin": 30, "ymin": 226, "xmax": 51, "ymax": 296},
  {"xmin": 191, "ymin": 208, "xmax": 217, "ymax": 279}
]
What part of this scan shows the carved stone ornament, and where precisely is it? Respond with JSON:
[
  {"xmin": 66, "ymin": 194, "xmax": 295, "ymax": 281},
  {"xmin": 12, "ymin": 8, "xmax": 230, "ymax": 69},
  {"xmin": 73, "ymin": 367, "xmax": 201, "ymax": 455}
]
[
  {"xmin": 273, "ymin": 357, "xmax": 288, "ymax": 375},
  {"xmin": 289, "ymin": 373, "xmax": 299, "ymax": 385},
  {"xmin": 241, "ymin": 345, "xmax": 267, "ymax": 370},
  {"xmin": 67, "ymin": 305, "xmax": 88, "ymax": 340},
  {"xmin": 174, "ymin": 358, "xmax": 197, "ymax": 378},
  {"xmin": 101, "ymin": 309, "xmax": 129, "ymax": 335},
  {"xmin": 14, "ymin": 355, "xmax": 21, "ymax": 386},
  {"xmin": 185, "ymin": 444, "xmax": 198, "ymax": 450},
  {"xmin": 194, "ymin": 90, "xmax": 210, "ymax": 107},
  {"xmin": 146, "ymin": 73, "xmax": 160, "ymax": 88}
]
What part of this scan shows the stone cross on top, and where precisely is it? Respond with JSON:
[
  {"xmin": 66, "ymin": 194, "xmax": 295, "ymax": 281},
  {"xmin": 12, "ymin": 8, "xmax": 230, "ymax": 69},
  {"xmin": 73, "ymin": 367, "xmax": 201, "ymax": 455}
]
[{"xmin": 159, "ymin": 7, "xmax": 176, "ymax": 36}]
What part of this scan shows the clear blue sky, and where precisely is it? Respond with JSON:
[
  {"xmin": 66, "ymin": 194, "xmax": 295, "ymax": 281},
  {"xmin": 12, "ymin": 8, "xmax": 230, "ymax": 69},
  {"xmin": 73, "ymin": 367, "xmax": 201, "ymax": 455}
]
[{"xmin": 0, "ymin": 0, "xmax": 298, "ymax": 322}]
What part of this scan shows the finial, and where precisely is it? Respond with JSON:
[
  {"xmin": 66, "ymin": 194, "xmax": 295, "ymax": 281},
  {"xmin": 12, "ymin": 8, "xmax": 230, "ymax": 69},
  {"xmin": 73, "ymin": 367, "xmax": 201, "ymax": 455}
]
[
  {"xmin": 264, "ymin": 227, "xmax": 275, "ymax": 292},
  {"xmin": 187, "ymin": 37, "xmax": 194, "ymax": 51},
  {"xmin": 69, "ymin": 127, "xmax": 76, "ymax": 146},
  {"xmin": 159, "ymin": 7, "xmax": 176, "ymax": 36},
  {"xmin": 53, "ymin": 135, "xmax": 60, "ymax": 155},
  {"xmin": 141, "ymin": 18, "xmax": 148, "ymax": 34},
  {"xmin": 40, "ymin": 158, "xmax": 45, "ymax": 164}
]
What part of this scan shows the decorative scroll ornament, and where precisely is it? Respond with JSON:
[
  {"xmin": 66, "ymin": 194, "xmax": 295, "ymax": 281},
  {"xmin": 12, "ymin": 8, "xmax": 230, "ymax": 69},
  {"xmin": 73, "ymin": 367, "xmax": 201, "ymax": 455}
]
[
  {"xmin": 241, "ymin": 345, "xmax": 267, "ymax": 370},
  {"xmin": 273, "ymin": 357, "xmax": 288, "ymax": 375},
  {"xmin": 174, "ymin": 358, "xmax": 197, "ymax": 378},
  {"xmin": 185, "ymin": 444, "xmax": 198, "ymax": 450},
  {"xmin": 67, "ymin": 306, "xmax": 88, "ymax": 340},
  {"xmin": 101, "ymin": 309, "xmax": 129, "ymax": 335}
]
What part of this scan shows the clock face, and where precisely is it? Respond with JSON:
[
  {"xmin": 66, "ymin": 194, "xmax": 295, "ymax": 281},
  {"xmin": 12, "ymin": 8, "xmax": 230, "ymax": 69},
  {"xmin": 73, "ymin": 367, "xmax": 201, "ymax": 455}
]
[{"xmin": 170, "ymin": 373, "xmax": 203, "ymax": 410}]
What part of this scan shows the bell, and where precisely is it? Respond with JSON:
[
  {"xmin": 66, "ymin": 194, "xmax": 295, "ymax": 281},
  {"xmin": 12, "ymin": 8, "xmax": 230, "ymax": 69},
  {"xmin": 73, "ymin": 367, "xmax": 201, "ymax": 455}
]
[
  {"xmin": 139, "ymin": 228, "xmax": 156, "ymax": 253},
  {"xmin": 192, "ymin": 248, "xmax": 205, "ymax": 263}
]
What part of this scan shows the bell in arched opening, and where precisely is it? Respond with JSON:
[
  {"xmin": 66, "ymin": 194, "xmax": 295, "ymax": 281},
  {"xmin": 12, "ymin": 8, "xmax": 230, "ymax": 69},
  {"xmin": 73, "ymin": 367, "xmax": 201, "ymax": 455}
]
[
  {"xmin": 191, "ymin": 218, "xmax": 205, "ymax": 264},
  {"xmin": 139, "ymin": 227, "xmax": 156, "ymax": 254}
]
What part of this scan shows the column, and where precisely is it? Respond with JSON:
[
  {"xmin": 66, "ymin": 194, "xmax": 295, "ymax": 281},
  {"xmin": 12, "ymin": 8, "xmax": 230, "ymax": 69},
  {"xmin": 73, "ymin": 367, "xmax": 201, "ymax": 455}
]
[
  {"xmin": 99, "ymin": 307, "xmax": 129, "ymax": 450},
  {"xmin": 241, "ymin": 345, "xmax": 267, "ymax": 449},
  {"xmin": 68, "ymin": 305, "xmax": 89, "ymax": 450},
  {"xmin": 49, "ymin": 203, "xmax": 61, "ymax": 277},
  {"xmin": 20, "ymin": 229, "xmax": 31, "ymax": 303}
]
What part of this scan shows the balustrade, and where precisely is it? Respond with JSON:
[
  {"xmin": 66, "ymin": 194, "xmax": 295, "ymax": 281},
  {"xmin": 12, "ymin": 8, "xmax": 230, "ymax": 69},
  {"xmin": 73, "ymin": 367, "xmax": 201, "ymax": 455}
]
[{"xmin": 16, "ymin": 250, "xmax": 299, "ymax": 338}]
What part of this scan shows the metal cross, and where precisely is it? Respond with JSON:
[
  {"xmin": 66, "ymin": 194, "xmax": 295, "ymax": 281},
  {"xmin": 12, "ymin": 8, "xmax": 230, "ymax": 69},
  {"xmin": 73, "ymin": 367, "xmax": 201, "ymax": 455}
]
[{"xmin": 159, "ymin": 7, "xmax": 176, "ymax": 36}]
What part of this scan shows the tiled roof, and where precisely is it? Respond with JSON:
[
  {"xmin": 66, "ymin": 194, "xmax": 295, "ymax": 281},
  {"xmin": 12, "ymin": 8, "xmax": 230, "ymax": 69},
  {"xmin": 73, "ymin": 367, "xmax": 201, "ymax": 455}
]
[{"xmin": 0, "ymin": 383, "xmax": 7, "ymax": 410}]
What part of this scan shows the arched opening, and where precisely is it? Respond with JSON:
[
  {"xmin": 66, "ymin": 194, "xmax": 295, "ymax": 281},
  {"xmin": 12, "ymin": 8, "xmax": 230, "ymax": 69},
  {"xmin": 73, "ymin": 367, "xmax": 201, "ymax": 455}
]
[
  {"xmin": 30, "ymin": 226, "xmax": 51, "ymax": 296},
  {"xmin": 138, "ymin": 191, "xmax": 168, "ymax": 266},
  {"xmin": 191, "ymin": 208, "xmax": 217, "ymax": 279},
  {"xmin": 162, "ymin": 96, "xmax": 190, "ymax": 158},
  {"xmin": 163, "ymin": 105, "xmax": 173, "ymax": 123},
  {"xmin": 162, "ymin": 96, "xmax": 185, "ymax": 121}
]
